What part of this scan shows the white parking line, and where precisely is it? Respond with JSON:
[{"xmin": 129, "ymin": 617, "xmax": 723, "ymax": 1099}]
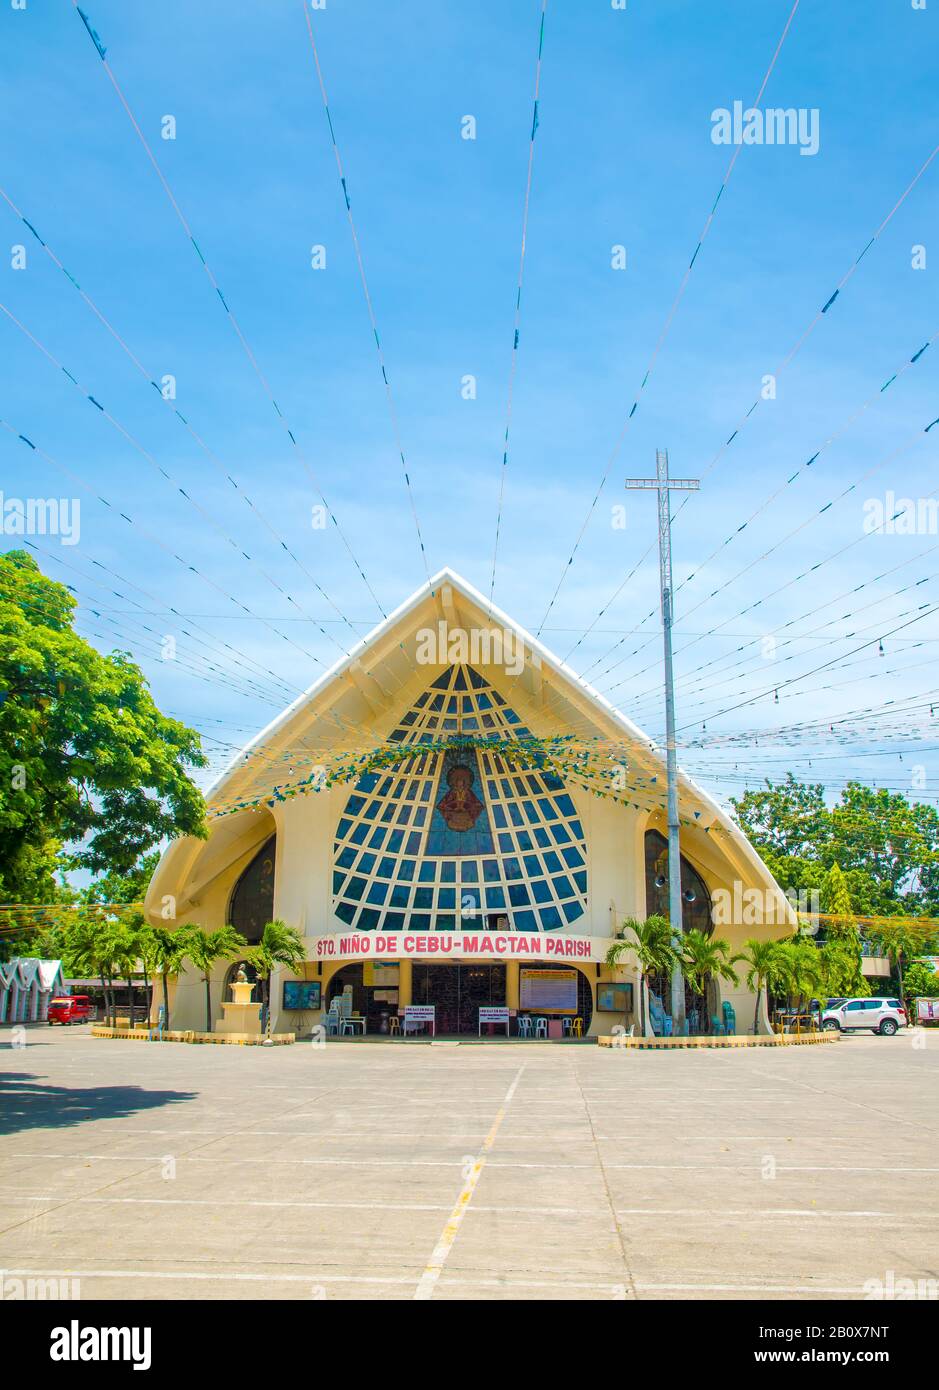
[
  {"xmin": 0, "ymin": 1266, "xmax": 869, "ymax": 1297},
  {"xmin": 0, "ymin": 1193, "xmax": 922, "ymax": 1222},
  {"xmin": 75, "ymin": 1195, "xmax": 597, "ymax": 1216},
  {"xmin": 7, "ymin": 1151, "xmax": 939, "ymax": 1175}
]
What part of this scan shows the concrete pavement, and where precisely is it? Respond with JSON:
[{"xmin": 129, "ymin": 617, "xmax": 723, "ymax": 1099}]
[{"xmin": 1, "ymin": 1026, "xmax": 937, "ymax": 1300}]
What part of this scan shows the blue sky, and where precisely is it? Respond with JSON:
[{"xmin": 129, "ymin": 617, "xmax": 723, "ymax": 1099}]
[{"xmin": 2, "ymin": 0, "xmax": 938, "ymax": 809}]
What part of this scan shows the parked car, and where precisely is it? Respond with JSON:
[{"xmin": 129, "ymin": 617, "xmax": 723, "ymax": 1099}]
[
  {"xmin": 47, "ymin": 995, "xmax": 93, "ymax": 1026},
  {"xmin": 821, "ymin": 997, "xmax": 907, "ymax": 1035}
]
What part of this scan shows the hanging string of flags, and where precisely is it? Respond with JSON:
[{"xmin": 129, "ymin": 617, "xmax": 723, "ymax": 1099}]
[
  {"xmin": 0, "ymin": 298, "xmax": 357, "ymax": 661},
  {"xmin": 576, "ymin": 152, "xmax": 939, "ymax": 684},
  {"xmin": 206, "ymin": 730, "xmax": 718, "ymax": 832},
  {"xmin": 299, "ymin": 0, "xmax": 432, "ymax": 596},
  {"xmin": 0, "ymin": 181, "xmax": 378, "ymax": 647},
  {"xmin": 70, "ymin": 0, "xmax": 386, "ymax": 619},
  {"xmin": 627, "ymin": 543, "xmax": 939, "ymax": 714},
  {"xmin": 488, "ymin": 0, "xmax": 549, "ymax": 610},
  {"xmin": 536, "ymin": 0, "xmax": 803, "ymax": 638},
  {"xmin": 20, "ymin": 540, "xmax": 300, "ymax": 708},
  {"xmin": 599, "ymin": 438, "xmax": 939, "ymax": 702}
]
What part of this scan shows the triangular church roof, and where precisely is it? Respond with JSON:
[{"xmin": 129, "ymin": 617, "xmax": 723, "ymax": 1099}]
[
  {"xmin": 146, "ymin": 567, "xmax": 787, "ymax": 920},
  {"xmin": 204, "ymin": 567, "xmax": 705, "ymax": 808}
]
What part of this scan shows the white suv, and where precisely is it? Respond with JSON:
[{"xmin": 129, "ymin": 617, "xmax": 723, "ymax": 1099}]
[{"xmin": 821, "ymin": 997, "xmax": 907, "ymax": 1035}]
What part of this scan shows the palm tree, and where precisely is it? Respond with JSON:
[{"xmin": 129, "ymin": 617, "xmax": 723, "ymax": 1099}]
[
  {"xmin": 149, "ymin": 925, "xmax": 192, "ymax": 1030},
  {"xmin": 738, "ymin": 937, "xmax": 784, "ymax": 1035},
  {"xmin": 111, "ymin": 915, "xmax": 145, "ymax": 1028},
  {"xmin": 246, "ymin": 919, "xmax": 307, "ymax": 1040},
  {"xmin": 680, "ymin": 929, "xmax": 740, "ymax": 1034},
  {"xmin": 64, "ymin": 912, "xmax": 121, "ymax": 1027},
  {"xmin": 184, "ymin": 926, "xmax": 245, "ymax": 1033},
  {"xmin": 606, "ymin": 915, "xmax": 679, "ymax": 1037},
  {"xmin": 771, "ymin": 936, "xmax": 823, "ymax": 1025}
]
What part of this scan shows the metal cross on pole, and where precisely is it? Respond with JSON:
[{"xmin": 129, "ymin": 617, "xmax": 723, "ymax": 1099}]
[{"xmin": 625, "ymin": 450, "xmax": 700, "ymax": 1033}]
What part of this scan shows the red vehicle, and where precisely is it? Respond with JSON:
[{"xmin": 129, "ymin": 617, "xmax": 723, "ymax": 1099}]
[{"xmin": 47, "ymin": 995, "xmax": 93, "ymax": 1026}]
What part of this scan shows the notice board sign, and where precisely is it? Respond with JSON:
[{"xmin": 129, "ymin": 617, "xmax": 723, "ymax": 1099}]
[
  {"xmin": 478, "ymin": 1006, "xmax": 510, "ymax": 1024},
  {"xmin": 364, "ymin": 961, "xmax": 399, "ymax": 987},
  {"xmin": 403, "ymin": 1004, "xmax": 436, "ymax": 1035},
  {"xmin": 404, "ymin": 1004, "xmax": 435, "ymax": 1021},
  {"xmin": 520, "ymin": 967, "xmax": 578, "ymax": 1014}
]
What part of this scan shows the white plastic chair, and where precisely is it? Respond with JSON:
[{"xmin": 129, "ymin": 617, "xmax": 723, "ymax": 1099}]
[{"xmin": 534, "ymin": 1016, "xmax": 548, "ymax": 1039}]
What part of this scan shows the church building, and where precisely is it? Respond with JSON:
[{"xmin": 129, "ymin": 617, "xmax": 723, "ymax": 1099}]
[{"xmin": 145, "ymin": 569, "xmax": 793, "ymax": 1038}]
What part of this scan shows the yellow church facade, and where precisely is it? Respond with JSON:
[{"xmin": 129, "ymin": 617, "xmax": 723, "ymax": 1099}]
[{"xmin": 145, "ymin": 569, "xmax": 794, "ymax": 1039}]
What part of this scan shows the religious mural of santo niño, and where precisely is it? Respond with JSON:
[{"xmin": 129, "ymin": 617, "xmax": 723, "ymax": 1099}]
[{"xmin": 427, "ymin": 746, "xmax": 494, "ymax": 856}]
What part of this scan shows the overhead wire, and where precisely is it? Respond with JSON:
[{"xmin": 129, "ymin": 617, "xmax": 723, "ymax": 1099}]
[
  {"xmin": 0, "ymin": 181, "xmax": 381, "ymax": 643},
  {"xmin": 300, "ymin": 0, "xmax": 433, "ymax": 593},
  {"xmin": 486, "ymin": 0, "xmax": 549, "ymax": 611},
  {"xmin": 70, "ymin": 0, "xmax": 386, "ymax": 615},
  {"xmin": 535, "ymin": 0, "xmax": 802, "ymax": 636},
  {"xmin": 572, "ymin": 149, "xmax": 939, "ymax": 679}
]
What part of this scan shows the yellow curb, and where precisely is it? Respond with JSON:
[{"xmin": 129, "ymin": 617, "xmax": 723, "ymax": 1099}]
[
  {"xmin": 598, "ymin": 1032, "xmax": 838, "ymax": 1049},
  {"xmin": 91, "ymin": 1026, "xmax": 295, "ymax": 1046}
]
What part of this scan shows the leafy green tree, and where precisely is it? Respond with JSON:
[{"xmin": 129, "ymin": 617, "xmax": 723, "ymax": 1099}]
[
  {"xmin": 0, "ymin": 550, "xmax": 207, "ymax": 902},
  {"xmin": 184, "ymin": 926, "xmax": 245, "ymax": 1033},
  {"xmin": 246, "ymin": 919, "xmax": 308, "ymax": 1039},
  {"xmin": 818, "ymin": 936, "xmax": 868, "ymax": 998},
  {"xmin": 731, "ymin": 775, "xmax": 939, "ymax": 919},
  {"xmin": 731, "ymin": 775, "xmax": 831, "ymax": 862},
  {"xmin": 80, "ymin": 852, "xmax": 161, "ymax": 910},
  {"xmin": 822, "ymin": 863, "xmax": 854, "ymax": 932},
  {"xmin": 817, "ymin": 863, "xmax": 867, "ymax": 995},
  {"xmin": 737, "ymin": 938, "xmax": 784, "ymax": 1035},
  {"xmin": 606, "ymin": 915, "xmax": 679, "ymax": 1037}
]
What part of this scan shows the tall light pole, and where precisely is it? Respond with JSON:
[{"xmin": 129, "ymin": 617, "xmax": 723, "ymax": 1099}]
[{"xmin": 625, "ymin": 450, "xmax": 699, "ymax": 1032}]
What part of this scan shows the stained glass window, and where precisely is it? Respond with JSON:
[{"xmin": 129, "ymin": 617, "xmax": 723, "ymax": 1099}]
[
  {"xmin": 228, "ymin": 836, "xmax": 276, "ymax": 944},
  {"xmin": 332, "ymin": 665, "xmax": 587, "ymax": 932},
  {"xmin": 644, "ymin": 829, "xmax": 712, "ymax": 934}
]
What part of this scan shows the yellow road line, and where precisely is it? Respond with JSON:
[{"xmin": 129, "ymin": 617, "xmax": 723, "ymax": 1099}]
[{"xmin": 413, "ymin": 1065, "xmax": 526, "ymax": 1301}]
